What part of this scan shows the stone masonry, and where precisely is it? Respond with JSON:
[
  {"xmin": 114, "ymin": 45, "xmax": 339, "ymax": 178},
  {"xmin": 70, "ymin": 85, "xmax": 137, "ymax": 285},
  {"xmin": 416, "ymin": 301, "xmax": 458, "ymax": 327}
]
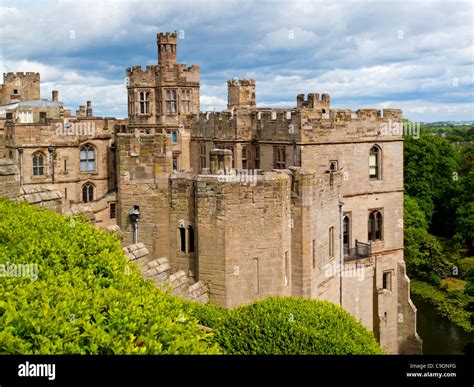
[{"xmin": 0, "ymin": 32, "xmax": 422, "ymax": 354}]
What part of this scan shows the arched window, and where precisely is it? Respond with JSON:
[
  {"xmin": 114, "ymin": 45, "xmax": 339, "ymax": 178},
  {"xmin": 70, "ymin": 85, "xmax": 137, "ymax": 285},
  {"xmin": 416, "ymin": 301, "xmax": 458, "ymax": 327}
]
[
  {"xmin": 343, "ymin": 215, "xmax": 351, "ymax": 253},
  {"xmin": 368, "ymin": 210, "xmax": 383, "ymax": 241},
  {"xmin": 82, "ymin": 183, "xmax": 94, "ymax": 203},
  {"xmin": 369, "ymin": 145, "xmax": 381, "ymax": 180},
  {"xmin": 32, "ymin": 152, "xmax": 45, "ymax": 176},
  {"xmin": 171, "ymin": 131, "xmax": 178, "ymax": 143},
  {"xmin": 80, "ymin": 144, "xmax": 95, "ymax": 172}
]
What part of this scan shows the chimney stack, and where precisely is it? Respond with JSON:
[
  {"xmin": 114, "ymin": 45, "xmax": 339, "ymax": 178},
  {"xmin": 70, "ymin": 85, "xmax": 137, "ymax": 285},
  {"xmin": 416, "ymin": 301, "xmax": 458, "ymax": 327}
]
[
  {"xmin": 52, "ymin": 90, "xmax": 59, "ymax": 102},
  {"xmin": 86, "ymin": 100, "xmax": 93, "ymax": 117}
]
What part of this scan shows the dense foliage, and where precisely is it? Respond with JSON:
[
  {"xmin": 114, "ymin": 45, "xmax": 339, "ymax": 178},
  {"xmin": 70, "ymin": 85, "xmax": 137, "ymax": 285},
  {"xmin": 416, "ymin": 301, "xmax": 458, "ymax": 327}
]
[
  {"xmin": 410, "ymin": 280, "xmax": 473, "ymax": 332},
  {"xmin": 0, "ymin": 200, "xmax": 383, "ymax": 355},
  {"xmin": 188, "ymin": 297, "xmax": 383, "ymax": 355},
  {"xmin": 404, "ymin": 124, "xmax": 474, "ymax": 329},
  {"xmin": 0, "ymin": 199, "xmax": 219, "ymax": 354}
]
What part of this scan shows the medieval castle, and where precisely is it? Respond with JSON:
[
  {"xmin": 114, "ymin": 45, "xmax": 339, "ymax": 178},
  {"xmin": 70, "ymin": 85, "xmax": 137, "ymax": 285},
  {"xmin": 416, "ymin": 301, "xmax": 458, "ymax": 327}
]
[{"xmin": 0, "ymin": 32, "xmax": 422, "ymax": 354}]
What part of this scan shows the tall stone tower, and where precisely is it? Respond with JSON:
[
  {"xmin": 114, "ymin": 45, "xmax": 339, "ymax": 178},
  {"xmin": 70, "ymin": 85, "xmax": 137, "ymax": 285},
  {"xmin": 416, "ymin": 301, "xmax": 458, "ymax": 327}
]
[
  {"xmin": 157, "ymin": 32, "xmax": 177, "ymax": 65},
  {"xmin": 126, "ymin": 32, "xmax": 200, "ymax": 170}
]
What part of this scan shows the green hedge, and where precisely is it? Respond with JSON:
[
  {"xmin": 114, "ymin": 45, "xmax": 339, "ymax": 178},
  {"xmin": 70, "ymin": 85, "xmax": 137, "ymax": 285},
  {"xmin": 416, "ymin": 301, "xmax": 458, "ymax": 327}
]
[
  {"xmin": 188, "ymin": 297, "xmax": 383, "ymax": 355},
  {"xmin": 0, "ymin": 199, "xmax": 219, "ymax": 354},
  {"xmin": 0, "ymin": 199, "xmax": 383, "ymax": 355}
]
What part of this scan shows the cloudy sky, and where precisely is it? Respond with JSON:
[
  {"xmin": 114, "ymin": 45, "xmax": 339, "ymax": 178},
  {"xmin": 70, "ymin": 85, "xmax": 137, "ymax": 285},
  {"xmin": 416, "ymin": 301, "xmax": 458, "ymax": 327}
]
[{"xmin": 0, "ymin": 0, "xmax": 472, "ymax": 122}]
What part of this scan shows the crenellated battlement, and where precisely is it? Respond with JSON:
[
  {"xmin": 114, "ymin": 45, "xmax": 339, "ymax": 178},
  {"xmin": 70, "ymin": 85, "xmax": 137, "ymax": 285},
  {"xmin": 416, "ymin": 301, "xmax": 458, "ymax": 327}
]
[
  {"xmin": 126, "ymin": 65, "xmax": 156, "ymax": 76},
  {"xmin": 195, "ymin": 107, "xmax": 400, "ymax": 123},
  {"xmin": 192, "ymin": 105, "xmax": 403, "ymax": 143},
  {"xmin": 1, "ymin": 72, "xmax": 41, "ymax": 104},
  {"xmin": 157, "ymin": 31, "xmax": 178, "ymax": 43},
  {"xmin": 177, "ymin": 64, "xmax": 200, "ymax": 73},
  {"xmin": 227, "ymin": 78, "xmax": 256, "ymax": 87},
  {"xmin": 4, "ymin": 72, "xmax": 40, "ymax": 81},
  {"xmin": 297, "ymin": 92, "xmax": 330, "ymax": 111},
  {"xmin": 227, "ymin": 78, "xmax": 256, "ymax": 108},
  {"xmin": 126, "ymin": 64, "xmax": 199, "ymax": 77}
]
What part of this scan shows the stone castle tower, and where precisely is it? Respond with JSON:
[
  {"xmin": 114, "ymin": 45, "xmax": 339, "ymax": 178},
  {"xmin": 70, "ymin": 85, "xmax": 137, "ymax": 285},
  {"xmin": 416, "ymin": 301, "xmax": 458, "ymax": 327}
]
[
  {"xmin": 125, "ymin": 31, "xmax": 200, "ymax": 170},
  {"xmin": 115, "ymin": 33, "xmax": 422, "ymax": 354},
  {"xmin": 0, "ymin": 32, "xmax": 420, "ymax": 355},
  {"xmin": 0, "ymin": 72, "xmax": 40, "ymax": 105}
]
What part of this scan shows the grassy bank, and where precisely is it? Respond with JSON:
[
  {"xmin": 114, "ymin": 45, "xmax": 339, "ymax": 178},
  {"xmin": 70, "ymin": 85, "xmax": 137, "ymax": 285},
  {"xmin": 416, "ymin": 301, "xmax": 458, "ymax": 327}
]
[{"xmin": 411, "ymin": 279, "xmax": 473, "ymax": 332}]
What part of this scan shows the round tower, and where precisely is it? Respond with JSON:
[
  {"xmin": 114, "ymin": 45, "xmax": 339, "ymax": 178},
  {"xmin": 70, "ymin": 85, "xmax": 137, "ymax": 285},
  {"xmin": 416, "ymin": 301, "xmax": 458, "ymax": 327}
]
[{"xmin": 157, "ymin": 32, "xmax": 177, "ymax": 65}]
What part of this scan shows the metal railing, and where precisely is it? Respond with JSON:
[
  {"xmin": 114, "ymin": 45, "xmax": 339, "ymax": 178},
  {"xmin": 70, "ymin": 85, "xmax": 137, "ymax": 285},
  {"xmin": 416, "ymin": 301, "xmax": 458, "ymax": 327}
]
[{"xmin": 344, "ymin": 240, "xmax": 371, "ymax": 261}]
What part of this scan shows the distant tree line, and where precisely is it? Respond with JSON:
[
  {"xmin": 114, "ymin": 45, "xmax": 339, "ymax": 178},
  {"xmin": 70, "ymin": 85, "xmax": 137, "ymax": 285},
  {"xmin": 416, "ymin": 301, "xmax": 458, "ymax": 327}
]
[{"xmin": 403, "ymin": 123, "xmax": 474, "ymax": 322}]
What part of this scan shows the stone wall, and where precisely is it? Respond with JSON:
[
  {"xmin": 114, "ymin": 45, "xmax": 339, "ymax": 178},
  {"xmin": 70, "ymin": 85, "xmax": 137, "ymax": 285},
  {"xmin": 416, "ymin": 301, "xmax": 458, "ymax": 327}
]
[
  {"xmin": 117, "ymin": 133, "xmax": 172, "ymax": 263},
  {"xmin": 124, "ymin": 242, "xmax": 208, "ymax": 303},
  {"xmin": 195, "ymin": 172, "xmax": 293, "ymax": 308},
  {"xmin": 0, "ymin": 158, "xmax": 20, "ymax": 199}
]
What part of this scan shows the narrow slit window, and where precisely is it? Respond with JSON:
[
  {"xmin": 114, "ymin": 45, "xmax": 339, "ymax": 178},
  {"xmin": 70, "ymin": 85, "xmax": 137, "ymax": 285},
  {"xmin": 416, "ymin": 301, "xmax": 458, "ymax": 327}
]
[
  {"xmin": 188, "ymin": 226, "xmax": 195, "ymax": 253},
  {"xmin": 329, "ymin": 226, "xmax": 334, "ymax": 258},
  {"xmin": 179, "ymin": 227, "xmax": 186, "ymax": 252},
  {"xmin": 369, "ymin": 145, "xmax": 381, "ymax": 180},
  {"xmin": 241, "ymin": 145, "xmax": 248, "ymax": 169},
  {"xmin": 284, "ymin": 251, "xmax": 290, "ymax": 286}
]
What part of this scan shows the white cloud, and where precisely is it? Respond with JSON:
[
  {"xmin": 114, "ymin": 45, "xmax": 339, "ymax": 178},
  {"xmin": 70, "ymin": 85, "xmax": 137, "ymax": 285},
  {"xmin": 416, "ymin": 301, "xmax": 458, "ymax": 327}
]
[{"xmin": 0, "ymin": 0, "xmax": 471, "ymax": 121}]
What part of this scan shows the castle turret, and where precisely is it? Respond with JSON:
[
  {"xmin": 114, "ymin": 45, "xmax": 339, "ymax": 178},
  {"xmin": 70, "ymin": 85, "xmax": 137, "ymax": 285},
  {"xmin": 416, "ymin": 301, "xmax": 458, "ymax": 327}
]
[
  {"xmin": 227, "ymin": 79, "xmax": 256, "ymax": 109},
  {"xmin": 296, "ymin": 92, "xmax": 330, "ymax": 112},
  {"xmin": 157, "ymin": 32, "xmax": 177, "ymax": 65},
  {"xmin": 0, "ymin": 72, "xmax": 40, "ymax": 105}
]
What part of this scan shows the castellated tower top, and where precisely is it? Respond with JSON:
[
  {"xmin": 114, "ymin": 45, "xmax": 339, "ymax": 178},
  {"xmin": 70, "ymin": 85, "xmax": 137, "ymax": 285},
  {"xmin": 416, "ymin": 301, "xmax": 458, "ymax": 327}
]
[
  {"xmin": 296, "ymin": 93, "xmax": 330, "ymax": 112},
  {"xmin": 157, "ymin": 31, "xmax": 178, "ymax": 65},
  {"xmin": 227, "ymin": 78, "xmax": 256, "ymax": 109},
  {"xmin": 0, "ymin": 72, "xmax": 40, "ymax": 104}
]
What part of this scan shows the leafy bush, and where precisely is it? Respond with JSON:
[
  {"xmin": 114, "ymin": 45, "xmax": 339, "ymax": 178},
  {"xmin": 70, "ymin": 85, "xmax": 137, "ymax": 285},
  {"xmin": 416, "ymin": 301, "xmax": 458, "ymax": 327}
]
[
  {"xmin": 465, "ymin": 282, "xmax": 474, "ymax": 297},
  {"xmin": 458, "ymin": 257, "xmax": 474, "ymax": 279},
  {"xmin": 410, "ymin": 280, "xmax": 473, "ymax": 332},
  {"xmin": 428, "ymin": 272, "xmax": 442, "ymax": 286},
  {"xmin": 0, "ymin": 199, "xmax": 219, "ymax": 354},
  {"xmin": 189, "ymin": 297, "xmax": 383, "ymax": 355},
  {"xmin": 184, "ymin": 302, "xmax": 229, "ymax": 328}
]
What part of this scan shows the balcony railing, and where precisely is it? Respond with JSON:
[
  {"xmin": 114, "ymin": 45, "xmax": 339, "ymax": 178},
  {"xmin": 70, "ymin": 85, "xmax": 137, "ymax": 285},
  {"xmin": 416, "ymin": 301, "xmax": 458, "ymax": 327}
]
[{"xmin": 344, "ymin": 240, "xmax": 371, "ymax": 261}]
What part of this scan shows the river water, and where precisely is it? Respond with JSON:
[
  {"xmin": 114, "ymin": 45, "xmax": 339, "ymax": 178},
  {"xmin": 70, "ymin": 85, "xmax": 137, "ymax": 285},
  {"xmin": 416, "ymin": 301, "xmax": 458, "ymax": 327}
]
[{"xmin": 411, "ymin": 294, "xmax": 474, "ymax": 354}]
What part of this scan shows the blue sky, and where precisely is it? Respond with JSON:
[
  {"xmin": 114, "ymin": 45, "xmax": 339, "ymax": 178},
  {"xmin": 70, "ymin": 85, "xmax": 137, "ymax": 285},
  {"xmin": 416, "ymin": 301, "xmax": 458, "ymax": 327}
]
[{"xmin": 0, "ymin": 0, "xmax": 472, "ymax": 122}]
